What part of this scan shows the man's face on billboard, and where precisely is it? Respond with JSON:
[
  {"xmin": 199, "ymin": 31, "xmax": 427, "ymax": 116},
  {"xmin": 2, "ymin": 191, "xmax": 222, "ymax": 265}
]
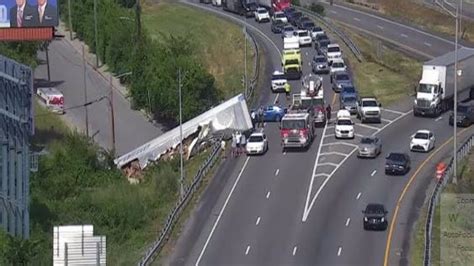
[
  {"xmin": 16, "ymin": 0, "xmax": 25, "ymax": 6},
  {"xmin": 38, "ymin": 0, "xmax": 46, "ymax": 6}
]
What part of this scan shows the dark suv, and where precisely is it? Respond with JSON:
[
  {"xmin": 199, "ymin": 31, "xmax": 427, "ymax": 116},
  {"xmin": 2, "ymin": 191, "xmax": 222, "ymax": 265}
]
[
  {"xmin": 363, "ymin": 204, "xmax": 388, "ymax": 230},
  {"xmin": 385, "ymin": 152, "xmax": 411, "ymax": 175},
  {"xmin": 449, "ymin": 102, "xmax": 474, "ymax": 127}
]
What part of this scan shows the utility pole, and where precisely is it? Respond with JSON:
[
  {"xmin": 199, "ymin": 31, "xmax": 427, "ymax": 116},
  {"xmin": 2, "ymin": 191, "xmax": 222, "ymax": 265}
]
[
  {"xmin": 68, "ymin": 0, "xmax": 73, "ymax": 40},
  {"xmin": 109, "ymin": 76, "xmax": 116, "ymax": 155},
  {"xmin": 453, "ymin": 1, "xmax": 459, "ymax": 184},
  {"xmin": 94, "ymin": 0, "xmax": 99, "ymax": 67},
  {"xmin": 82, "ymin": 45, "xmax": 90, "ymax": 137},
  {"xmin": 45, "ymin": 42, "xmax": 51, "ymax": 81},
  {"xmin": 178, "ymin": 69, "xmax": 185, "ymax": 198}
]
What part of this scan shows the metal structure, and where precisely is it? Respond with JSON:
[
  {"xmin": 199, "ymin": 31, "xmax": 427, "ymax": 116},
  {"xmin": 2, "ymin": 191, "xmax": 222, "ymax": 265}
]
[
  {"xmin": 53, "ymin": 225, "xmax": 106, "ymax": 266},
  {"xmin": 0, "ymin": 55, "xmax": 34, "ymax": 239},
  {"xmin": 435, "ymin": 0, "xmax": 462, "ymax": 184}
]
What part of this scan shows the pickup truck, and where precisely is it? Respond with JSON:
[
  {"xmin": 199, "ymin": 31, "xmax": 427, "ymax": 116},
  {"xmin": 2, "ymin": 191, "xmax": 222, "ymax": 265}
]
[{"xmin": 357, "ymin": 97, "xmax": 382, "ymax": 123}]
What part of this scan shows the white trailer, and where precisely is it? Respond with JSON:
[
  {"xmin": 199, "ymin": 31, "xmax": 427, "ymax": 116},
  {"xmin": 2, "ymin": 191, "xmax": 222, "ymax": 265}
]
[
  {"xmin": 414, "ymin": 47, "xmax": 474, "ymax": 117},
  {"xmin": 37, "ymin": 87, "xmax": 65, "ymax": 114},
  {"xmin": 284, "ymin": 36, "xmax": 299, "ymax": 50}
]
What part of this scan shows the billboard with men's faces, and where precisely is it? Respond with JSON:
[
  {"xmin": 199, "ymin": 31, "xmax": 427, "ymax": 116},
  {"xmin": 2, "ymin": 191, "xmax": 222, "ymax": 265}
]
[{"xmin": 0, "ymin": 0, "xmax": 58, "ymax": 28}]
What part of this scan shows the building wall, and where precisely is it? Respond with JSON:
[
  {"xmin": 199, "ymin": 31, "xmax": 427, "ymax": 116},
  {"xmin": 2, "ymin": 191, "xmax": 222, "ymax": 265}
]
[{"xmin": 0, "ymin": 55, "xmax": 34, "ymax": 239}]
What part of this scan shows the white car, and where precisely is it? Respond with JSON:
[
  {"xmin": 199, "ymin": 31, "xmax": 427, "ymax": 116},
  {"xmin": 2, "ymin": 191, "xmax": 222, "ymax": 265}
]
[
  {"xmin": 272, "ymin": 11, "xmax": 288, "ymax": 23},
  {"xmin": 410, "ymin": 130, "xmax": 435, "ymax": 152},
  {"xmin": 310, "ymin": 26, "xmax": 325, "ymax": 40},
  {"xmin": 295, "ymin": 30, "xmax": 312, "ymax": 46},
  {"xmin": 255, "ymin": 7, "xmax": 270, "ymax": 23},
  {"xmin": 246, "ymin": 132, "xmax": 268, "ymax": 155},
  {"xmin": 330, "ymin": 58, "xmax": 347, "ymax": 74},
  {"xmin": 271, "ymin": 70, "xmax": 288, "ymax": 92},
  {"xmin": 335, "ymin": 110, "xmax": 354, "ymax": 139},
  {"xmin": 326, "ymin": 43, "xmax": 342, "ymax": 61}
]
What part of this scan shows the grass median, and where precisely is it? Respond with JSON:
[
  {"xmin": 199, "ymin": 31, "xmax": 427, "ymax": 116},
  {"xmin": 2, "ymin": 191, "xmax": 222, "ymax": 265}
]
[{"xmin": 143, "ymin": 0, "xmax": 256, "ymax": 99}]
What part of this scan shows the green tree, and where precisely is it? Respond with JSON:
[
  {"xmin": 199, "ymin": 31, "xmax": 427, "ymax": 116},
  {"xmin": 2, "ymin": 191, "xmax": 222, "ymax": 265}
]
[{"xmin": 0, "ymin": 231, "xmax": 39, "ymax": 265}]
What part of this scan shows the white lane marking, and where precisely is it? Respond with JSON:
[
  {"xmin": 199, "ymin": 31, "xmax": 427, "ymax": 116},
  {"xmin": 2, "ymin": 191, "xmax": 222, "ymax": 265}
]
[
  {"xmin": 353, "ymin": 17, "xmax": 361, "ymax": 21},
  {"xmin": 195, "ymin": 157, "xmax": 250, "ymax": 266},
  {"xmin": 314, "ymin": 173, "xmax": 329, "ymax": 178},
  {"xmin": 356, "ymin": 192, "xmax": 362, "ymax": 199},
  {"xmin": 330, "ymin": 3, "xmax": 459, "ymax": 46},
  {"xmin": 322, "ymin": 142, "xmax": 359, "ymax": 148},
  {"xmin": 256, "ymin": 217, "xmax": 261, "ymax": 225},
  {"xmin": 245, "ymin": 245, "xmax": 251, "ymax": 255},
  {"xmin": 275, "ymin": 169, "xmax": 280, "ymax": 176},
  {"xmin": 319, "ymin": 152, "xmax": 348, "ymax": 157},
  {"xmin": 377, "ymin": 25, "xmax": 384, "ymax": 30},
  {"xmin": 355, "ymin": 133, "xmax": 365, "ymax": 138},
  {"xmin": 330, "ymin": 10, "xmax": 337, "ymax": 14},
  {"xmin": 318, "ymin": 162, "xmax": 339, "ymax": 167},
  {"xmin": 384, "ymin": 108, "xmax": 405, "ymax": 115},
  {"xmin": 401, "ymin": 33, "xmax": 408, "ymax": 38},
  {"xmin": 283, "ymin": 151, "xmax": 287, "ymax": 155},
  {"xmin": 435, "ymin": 116, "xmax": 443, "ymax": 121},
  {"xmin": 302, "ymin": 110, "xmax": 412, "ymax": 222},
  {"xmin": 355, "ymin": 123, "xmax": 381, "ymax": 130},
  {"xmin": 424, "ymin": 42, "xmax": 432, "ymax": 47},
  {"xmin": 337, "ymin": 247, "xmax": 343, "ymax": 256},
  {"xmin": 292, "ymin": 246, "xmax": 298, "ymax": 256},
  {"xmin": 371, "ymin": 170, "xmax": 377, "ymax": 176},
  {"xmin": 303, "ymin": 122, "xmax": 328, "ymax": 222},
  {"xmin": 382, "ymin": 118, "xmax": 393, "ymax": 123},
  {"xmin": 308, "ymin": 62, "xmax": 311, "ymax": 66},
  {"xmin": 345, "ymin": 218, "xmax": 351, "ymax": 227},
  {"xmin": 266, "ymin": 191, "xmax": 271, "ymax": 199}
]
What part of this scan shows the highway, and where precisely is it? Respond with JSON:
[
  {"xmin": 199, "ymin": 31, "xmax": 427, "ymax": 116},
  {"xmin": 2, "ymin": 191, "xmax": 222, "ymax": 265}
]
[
  {"xmin": 34, "ymin": 29, "xmax": 163, "ymax": 156},
  {"xmin": 168, "ymin": 1, "xmax": 474, "ymax": 266}
]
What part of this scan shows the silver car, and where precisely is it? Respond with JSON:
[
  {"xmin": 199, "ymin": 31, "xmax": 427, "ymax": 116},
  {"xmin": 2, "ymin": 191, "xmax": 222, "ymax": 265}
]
[{"xmin": 358, "ymin": 137, "xmax": 382, "ymax": 158}]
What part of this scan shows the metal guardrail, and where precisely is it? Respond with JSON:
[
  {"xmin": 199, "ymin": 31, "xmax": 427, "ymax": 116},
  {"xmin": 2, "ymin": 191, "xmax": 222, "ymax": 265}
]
[
  {"xmin": 244, "ymin": 29, "xmax": 260, "ymax": 101},
  {"xmin": 137, "ymin": 142, "xmax": 222, "ymax": 266},
  {"xmin": 295, "ymin": 6, "xmax": 364, "ymax": 62},
  {"xmin": 423, "ymin": 134, "xmax": 474, "ymax": 266}
]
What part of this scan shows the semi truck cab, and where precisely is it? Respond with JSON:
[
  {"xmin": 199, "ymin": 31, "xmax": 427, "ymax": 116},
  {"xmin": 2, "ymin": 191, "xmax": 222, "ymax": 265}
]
[{"xmin": 414, "ymin": 67, "xmax": 444, "ymax": 116}]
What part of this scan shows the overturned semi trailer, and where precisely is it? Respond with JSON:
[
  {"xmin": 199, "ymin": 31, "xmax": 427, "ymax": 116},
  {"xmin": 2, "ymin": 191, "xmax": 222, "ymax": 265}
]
[{"xmin": 114, "ymin": 93, "xmax": 253, "ymax": 171}]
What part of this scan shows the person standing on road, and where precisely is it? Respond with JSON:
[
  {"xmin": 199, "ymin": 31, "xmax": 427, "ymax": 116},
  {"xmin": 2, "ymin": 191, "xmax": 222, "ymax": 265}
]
[
  {"xmin": 284, "ymin": 82, "xmax": 291, "ymax": 102},
  {"xmin": 231, "ymin": 133, "xmax": 237, "ymax": 158},
  {"xmin": 240, "ymin": 133, "xmax": 247, "ymax": 155},
  {"xmin": 235, "ymin": 131, "xmax": 242, "ymax": 156},
  {"xmin": 258, "ymin": 107, "xmax": 265, "ymax": 128},
  {"xmin": 251, "ymin": 110, "xmax": 256, "ymax": 129},
  {"xmin": 326, "ymin": 104, "xmax": 332, "ymax": 122}
]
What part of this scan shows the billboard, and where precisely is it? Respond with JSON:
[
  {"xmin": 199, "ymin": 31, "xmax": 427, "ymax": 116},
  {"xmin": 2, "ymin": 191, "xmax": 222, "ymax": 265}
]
[{"xmin": 0, "ymin": 0, "xmax": 58, "ymax": 28}]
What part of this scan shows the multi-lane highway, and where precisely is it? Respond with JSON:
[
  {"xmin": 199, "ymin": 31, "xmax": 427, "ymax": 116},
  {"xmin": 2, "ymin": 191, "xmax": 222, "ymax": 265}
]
[{"xmin": 168, "ymin": 1, "xmax": 474, "ymax": 266}]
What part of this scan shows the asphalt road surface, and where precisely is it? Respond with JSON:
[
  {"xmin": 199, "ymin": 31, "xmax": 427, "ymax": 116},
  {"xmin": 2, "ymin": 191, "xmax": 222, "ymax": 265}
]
[
  {"xmin": 34, "ymin": 39, "xmax": 163, "ymax": 156},
  {"xmin": 168, "ymin": 1, "xmax": 474, "ymax": 266}
]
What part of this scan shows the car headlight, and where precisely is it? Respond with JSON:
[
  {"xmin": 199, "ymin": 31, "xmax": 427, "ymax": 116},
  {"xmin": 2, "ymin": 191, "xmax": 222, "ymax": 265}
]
[
  {"xmin": 349, "ymin": 128, "xmax": 354, "ymax": 132},
  {"xmin": 364, "ymin": 217, "xmax": 368, "ymax": 222},
  {"xmin": 414, "ymin": 99, "xmax": 417, "ymax": 105},
  {"xmin": 381, "ymin": 217, "xmax": 385, "ymax": 222},
  {"xmin": 337, "ymin": 84, "xmax": 342, "ymax": 88}
]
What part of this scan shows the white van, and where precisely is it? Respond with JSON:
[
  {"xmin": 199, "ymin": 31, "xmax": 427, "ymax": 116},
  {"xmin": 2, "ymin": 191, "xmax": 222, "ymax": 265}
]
[{"xmin": 37, "ymin": 87, "xmax": 65, "ymax": 114}]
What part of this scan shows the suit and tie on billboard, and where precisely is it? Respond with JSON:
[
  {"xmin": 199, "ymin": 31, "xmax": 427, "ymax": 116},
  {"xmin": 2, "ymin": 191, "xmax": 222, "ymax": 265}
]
[{"xmin": 0, "ymin": 0, "xmax": 58, "ymax": 28}]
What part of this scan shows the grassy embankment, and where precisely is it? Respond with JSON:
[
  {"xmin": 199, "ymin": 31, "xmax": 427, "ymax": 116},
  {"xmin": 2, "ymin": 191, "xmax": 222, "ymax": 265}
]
[
  {"xmin": 410, "ymin": 150, "xmax": 474, "ymax": 265},
  {"xmin": 142, "ymin": 0, "xmax": 257, "ymax": 100},
  {"xmin": 345, "ymin": 0, "xmax": 474, "ymax": 42},
  {"xmin": 25, "ymin": 100, "xmax": 217, "ymax": 266}
]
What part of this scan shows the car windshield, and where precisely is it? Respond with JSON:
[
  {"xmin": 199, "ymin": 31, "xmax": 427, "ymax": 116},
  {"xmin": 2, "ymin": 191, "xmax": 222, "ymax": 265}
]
[
  {"xmin": 332, "ymin": 62, "xmax": 344, "ymax": 68},
  {"xmin": 301, "ymin": 98, "xmax": 324, "ymax": 108},
  {"xmin": 366, "ymin": 205, "xmax": 385, "ymax": 214},
  {"xmin": 457, "ymin": 105, "xmax": 469, "ymax": 113},
  {"xmin": 248, "ymin": 135, "xmax": 264, "ymax": 142},
  {"xmin": 303, "ymin": 22, "xmax": 315, "ymax": 28},
  {"xmin": 314, "ymin": 56, "xmax": 326, "ymax": 63},
  {"xmin": 272, "ymin": 74, "xmax": 286, "ymax": 80},
  {"xmin": 343, "ymin": 96, "xmax": 357, "ymax": 103},
  {"xmin": 387, "ymin": 153, "xmax": 405, "ymax": 161},
  {"xmin": 285, "ymin": 59, "xmax": 299, "ymax": 65},
  {"xmin": 336, "ymin": 74, "xmax": 350, "ymax": 81},
  {"xmin": 328, "ymin": 47, "xmax": 340, "ymax": 53},
  {"xmin": 298, "ymin": 31, "xmax": 309, "ymax": 37},
  {"xmin": 418, "ymin": 83, "xmax": 436, "ymax": 93},
  {"xmin": 318, "ymin": 35, "xmax": 329, "ymax": 40},
  {"xmin": 313, "ymin": 26, "xmax": 322, "ymax": 32},
  {"xmin": 293, "ymin": 12, "xmax": 302, "ymax": 17},
  {"xmin": 342, "ymin": 86, "xmax": 356, "ymax": 93},
  {"xmin": 320, "ymin": 40, "xmax": 330, "ymax": 47},
  {"xmin": 361, "ymin": 138, "xmax": 375, "ymax": 144},
  {"xmin": 276, "ymin": 13, "xmax": 285, "ymax": 18},
  {"xmin": 337, "ymin": 119, "xmax": 352, "ymax": 125},
  {"xmin": 286, "ymin": 67, "xmax": 299, "ymax": 73},
  {"xmin": 414, "ymin": 132, "xmax": 429, "ymax": 139},
  {"xmin": 284, "ymin": 26, "xmax": 294, "ymax": 32},
  {"xmin": 258, "ymin": 9, "xmax": 267, "ymax": 13},
  {"xmin": 362, "ymin": 100, "xmax": 378, "ymax": 107},
  {"xmin": 281, "ymin": 119, "xmax": 305, "ymax": 129}
]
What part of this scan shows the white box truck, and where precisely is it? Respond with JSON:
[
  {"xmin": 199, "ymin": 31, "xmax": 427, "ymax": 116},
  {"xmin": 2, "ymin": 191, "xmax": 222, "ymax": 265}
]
[{"xmin": 414, "ymin": 47, "xmax": 474, "ymax": 117}]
